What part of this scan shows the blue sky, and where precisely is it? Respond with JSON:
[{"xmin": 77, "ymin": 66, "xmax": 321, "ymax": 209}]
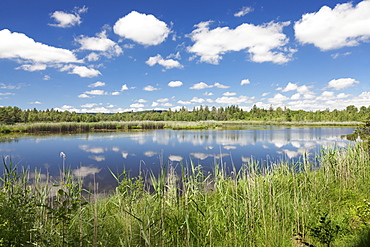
[{"xmin": 1, "ymin": 0, "xmax": 370, "ymax": 113}]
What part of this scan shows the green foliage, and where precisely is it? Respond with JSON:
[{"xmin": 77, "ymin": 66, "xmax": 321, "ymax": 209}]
[
  {"xmin": 308, "ymin": 213, "xmax": 341, "ymax": 246},
  {"xmin": 0, "ymin": 157, "xmax": 41, "ymax": 246},
  {"xmin": 0, "ymin": 105, "xmax": 369, "ymax": 131}
]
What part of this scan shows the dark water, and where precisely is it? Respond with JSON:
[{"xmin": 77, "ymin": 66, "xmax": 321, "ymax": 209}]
[{"xmin": 0, "ymin": 126, "xmax": 355, "ymax": 191}]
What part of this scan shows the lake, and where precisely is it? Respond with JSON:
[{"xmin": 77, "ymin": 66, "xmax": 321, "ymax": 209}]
[{"xmin": 0, "ymin": 125, "xmax": 355, "ymax": 191}]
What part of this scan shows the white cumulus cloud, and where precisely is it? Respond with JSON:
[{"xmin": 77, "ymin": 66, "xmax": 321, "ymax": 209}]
[
  {"xmin": 178, "ymin": 100, "xmax": 192, "ymax": 105},
  {"xmin": 61, "ymin": 65, "xmax": 101, "ymax": 78},
  {"xmin": 294, "ymin": 0, "xmax": 370, "ymax": 50},
  {"xmin": 121, "ymin": 84, "xmax": 129, "ymax": 91},
  {"xmin": 190, "ymin": 82, "xmax": 229, "ymax": 89},
  {"xmin": 327, "ymin": 78, "xmax": 359, "ymax": 90},
  {"xmin": 17, "ymin": 64, "xmax": 47, "ymax": 71},
  {"xmin": 49, "ymin": 6, "xmax": 88, "ymax": 28},
  {"xmin": 223, "ymin": 92, "xmax": 236, "ymax": 96},
  {"xmin": 241, "ymin": 79, "xmax": 251, "ymax": 85},
  {"xmin": 168, "ymin": 80, "xmax": 183, "ymax": 87},
  {"xmin": 78, "ymin": 93, "xmax": 91, "ymax": 98},
  {"xmin": 84, "ymin": 90, "xmax": 107, "ymax": 95},
  {"xmin": 81, "ymin": 103, "xmax": 98, "ymax": 108},
  {"xmin": 0, "ymin": 29, "xmax": 80, "ymax": 64},
  {"xmin": 268, "ymin": 93, "xmax": 289, "ymax": 104},
  {"xmin": 146, "ymin": 54, "xmax": 183, "ymax": 69},
  {"xmin": 130, "ymin": 103, "xmax": 145, "ymax": 108},
  {"xmin": 187, "ymin": 20, "xmax": 294, "ymax": 64},
  {"xmin": 143, "ymin": 85, "xmax": 159, "ymax": 91},
  {"xmin": 113, "ymin": 11, "xmax": 170, "ymax": 46},
  {"xmin": 88, "ymin": 81, "xmax": 105, "ymax": 88},
  {"xmin": 215, "ymin": 95, "xmax": 252, "ymax": 104},
  {"xmin": 190, "ymin": 97, "xmax": 205, "ymax": 103},
  {"xmin": 214, "ymin": 82, "xmax": 229, "ymax": 89},
  {"xmin": 76, "ymin": 30, "xmax": 123, "ymax": 57},
  {"xmin": 190, "ymin": 82, "xmax": 213, "ymax": 90}
]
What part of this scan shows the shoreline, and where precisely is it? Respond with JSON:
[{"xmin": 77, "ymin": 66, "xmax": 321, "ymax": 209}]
[{"xmin": 0, "ymin": 120, "xmax": 363, "ymax": 135}]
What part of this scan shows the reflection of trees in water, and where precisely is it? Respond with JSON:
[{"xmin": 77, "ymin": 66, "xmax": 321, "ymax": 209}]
[
  {"xmin": 345, "ymin": 121, "xmax": 370, "ymax": 150},
  {"xmin": 154, "ymin": 128, "xmax": 353, "ymax": 148}
]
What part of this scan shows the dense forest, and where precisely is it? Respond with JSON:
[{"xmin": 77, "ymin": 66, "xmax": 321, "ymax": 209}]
[{"xmin": 0, "ymin": 104, "xmax": 369, "ymax": 124}]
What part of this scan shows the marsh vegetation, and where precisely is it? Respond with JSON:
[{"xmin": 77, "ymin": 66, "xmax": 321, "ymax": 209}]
[{"xmin": 1, "ymin": 144, "xmax": 370, "ymax": 246}]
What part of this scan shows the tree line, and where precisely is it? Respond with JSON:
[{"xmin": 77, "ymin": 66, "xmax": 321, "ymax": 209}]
[{"xmin": 0, "ymin": 105, "xmax": 369, "ymax": 124}]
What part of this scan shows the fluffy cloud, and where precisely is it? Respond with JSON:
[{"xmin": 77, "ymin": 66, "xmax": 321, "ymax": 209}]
[
  {"xmin": 17, "ymin": 64, "xmax": 47, "ymax": 71},
  {"xmin": 317, "ymin": 91, "xmax": 335, "ymax": 100},
  {"xmin": 83, "ymin": 90, "xmax": 107, "ymax": 95},
  {"xmin": 187, "ymin": 20, "xmax": 294, "ymax": 64},
  {"xmin": 79, "ymin": 89, "xmax": 120, "ymax": 97},
  {"xmin": 61, "ymin": 65, "xmax": 101, "ymax": 78},
  {"xmin": 286, "ymin": 91, "xmax": 370, "ymax": 111},
  {"xmin": 168, "ymin": 81, "xmax": 183, "ymax": 87},
  {"xmin": 190, "ymin": 82, "xmax": 229, "ymax": 89},
  {"xmin": 294, "ymin": 1, "xmax": 370, "ymax": 50},
  {"xmin": 234, "ymin": 6, "xmax": 254, "ymax": 17},
  {"xmin": 337, "ymin": 93, "xmax": 350, "ymax": 99},
  {"xmin": 76, "ymin": 30, "xmax": 123, "ymax": 57},
  {"xmin": 49, "ymin": 6, "xmax": 87, "ymax": 28},
  {"xmin": 0, "ymin": 29, "xmax": 80, "ymax": 64},
  {"xmin": 241, "ymin": 79, "xmax": 251, "ymax": 85},
  {"xmin": 327, "ymin": 78, "xmax": 359, "ymax": 90},
  {"xmin": 157, "ymin": 98, "xmax": 169, "ymax": 103},
  {"xmin": 178, "ymin": 100, "xmax": 192, "ymax": 105},
  {"xmin": 130, "ymin": 103, "xmax": 145, "ymax": 108},
  {"xmin": 121, "ymin": 84, "xmax": 129, "ymax": 91},
  {"xmin": 279, "ymin": 82, "xmax": 314, "ymax": 98},
  {"xmin": 146, "ymin": 54, "xmax": 183, "ymax": 69},
  {"xmin": 268, "ymin": 93, "xmax": 289, "ymax": 104},
  {"xmin": 223, "ymin": 92, "xmax": 236, "ymax": 96},
  {"xmin": 214, "ymin": 82, "xmax": 229, "ymax": 89},
  {"xmin": 215, "ymin": 95, "xmax": 252, "ymax": 104},
  {"xmin": 190, "ymin": 97, "xmax": 205, "ymax": 103},
  {"xmin": 152, "ymin": 100, "xmax": 173, "ymax": 107},
  {"xmin": 78, "ymin": 93, "xmax": 91, "ymax": 98},
  {"xmin": 88, "ymin": 81, "xmax": 105, "ymax": 88},
  {"xmin": 281, "ymin": 82, "xmax": 298, "ymax": 92},
  {"xmin": 81, "ymin": 103, "xmax": 98, "ymax": 108},
  {"xmin": 291, "ymin": 93, "xmax": 301, "ymax": 100},
  {"xmin": 113, "ymin": 11, "xmax": 170, "ymax": 46},
  {"xmin": 85, "ymin": 52, "xmax": 99, "ymax": 61},
  {"xmin": 190, "ymin": 82, "xmax": 213, "ymax": 90},
  {"xmin": 143, "ymin": 85, "xmax": 159, "ymax": 91}
]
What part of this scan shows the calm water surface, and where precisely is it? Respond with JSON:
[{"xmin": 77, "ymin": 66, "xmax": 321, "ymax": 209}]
[{"xmin": 0, "ymin": 126, "xmax": 355, "ymax": 191}]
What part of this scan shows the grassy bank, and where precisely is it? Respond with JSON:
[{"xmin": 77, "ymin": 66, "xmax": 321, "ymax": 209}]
[
  {"xmin": 0, "ymin": 120, "xmax": 362, "ymax": 134},
  {"xmin": 1, "ymin": 144, "xmax": 370, "ymax": 246},
  {"xmin": 0, "ymin": 121, "xmax": 223, "ymax": 134}
]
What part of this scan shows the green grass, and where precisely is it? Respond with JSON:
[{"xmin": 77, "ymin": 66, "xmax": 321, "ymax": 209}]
[
  {"xmin": 1, "ymin": 144, "xmax": 370, "ymax": 246},
  {"xmin": 0, "ymin": 121, "xmax": 224, "ymax": 134},
  {"xmin": 0, "ymin": 120, "xmax": 362, "ymax": 134}
]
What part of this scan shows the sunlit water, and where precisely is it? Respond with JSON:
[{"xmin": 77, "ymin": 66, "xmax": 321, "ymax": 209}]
[{"xmin": 0, "ymin": 126, "xmax": 355, "ymax": 191}]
